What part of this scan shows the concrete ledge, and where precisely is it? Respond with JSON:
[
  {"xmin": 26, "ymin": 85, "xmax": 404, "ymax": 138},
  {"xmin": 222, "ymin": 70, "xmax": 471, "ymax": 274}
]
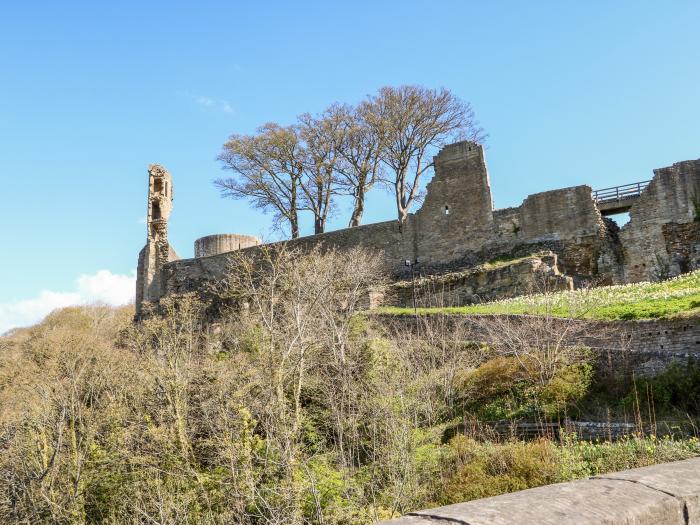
[{"xmin": 380, "ymin": 457, "xmax": 700, "ymax": 524}]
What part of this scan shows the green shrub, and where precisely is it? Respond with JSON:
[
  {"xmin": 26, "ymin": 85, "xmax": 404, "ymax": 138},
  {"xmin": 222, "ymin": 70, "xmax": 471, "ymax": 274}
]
[
  {"xmin": 622, "ymin": 359, "xmax": 700, "ymax": 416},
  {"xmin": 439, "ymin": 436, "xmax": 558, "ymax": 503},
  {"xmin": 557, "ymin": 433, "xmax": 700, "ymax": 480},
  {"xmin": 437, "ymin": 434, "xmax": 700, "ymax": 505},
  {"xmin": 540, "ymin": 363, "xmax": 593, "ymax": 415},
  {"xmin": 454, "ymin": 358, "xmax": 593, "ymax": 420}
]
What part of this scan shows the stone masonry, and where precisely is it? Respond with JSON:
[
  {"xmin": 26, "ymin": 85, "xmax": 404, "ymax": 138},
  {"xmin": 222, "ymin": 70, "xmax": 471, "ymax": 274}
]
[
  {"xmin": 383, "ymin": 252, "xmax": 573, "ymax": 309},
  {"xmin": 376, "ymin": 313, "xmax": 700, "ymax": 379},
  {"xmin": 135, "ymin": 142, "xmax": 700, "ymax": 312},
  {"xmin": 620, "ymin": 159, "xmax": 700, "ymax": 282},
  {"xmin": 380, "ymin": 457, "xmax": 700, "ymax": 525},
  {"xmin": 135, "ymin": 164, "xmax": 179, "ymax": 316},
  {"xmin": 194, "ymin": 234, "xmax": 260, "ymax": 258}
]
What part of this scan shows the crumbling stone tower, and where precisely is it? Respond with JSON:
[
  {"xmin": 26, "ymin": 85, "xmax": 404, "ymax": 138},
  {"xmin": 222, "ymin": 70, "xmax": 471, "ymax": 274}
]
[
  {"xmin": 135, "ymin": 164, "xmax": 179, "ymax": 316},
  {"xmin": 414, "ymin": 141, "xmax": 495, "ymax": 264}
]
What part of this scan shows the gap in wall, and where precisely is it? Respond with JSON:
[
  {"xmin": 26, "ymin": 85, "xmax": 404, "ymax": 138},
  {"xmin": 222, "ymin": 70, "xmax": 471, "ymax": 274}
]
[{"xmin": 607, "ymin": 212, "xmax": 630, "ymax": 227}]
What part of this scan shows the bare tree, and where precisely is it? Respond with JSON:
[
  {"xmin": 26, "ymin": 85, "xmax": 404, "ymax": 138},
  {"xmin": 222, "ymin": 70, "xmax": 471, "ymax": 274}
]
[
  {"xmin": 219, "ymin": 245, "xmax": 386, "ymax": 522},
  {"xmin": 216, "ymin": 123, "xmax": 305, "ymax": 239},
  {"xmin": 329, "ymin": 103, "xmax": 384, "ymax": 227},
  {"xmin": 365, "ymin": 85, "xmax": 485, "ymax": 223},
  {"xmin": 297, "ymin": 112, "xmax": 342, "ymax": 234}
]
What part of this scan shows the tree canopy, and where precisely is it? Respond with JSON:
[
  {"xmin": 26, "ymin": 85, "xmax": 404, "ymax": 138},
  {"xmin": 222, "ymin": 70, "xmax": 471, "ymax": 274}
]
[{"xmin": 216, "ymin": 85, "xmax": 485, "ymax": 238}]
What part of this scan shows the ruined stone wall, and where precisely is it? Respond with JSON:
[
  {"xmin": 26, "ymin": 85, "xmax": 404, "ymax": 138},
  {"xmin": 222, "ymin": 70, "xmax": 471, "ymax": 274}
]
[
  {"xmin": 488, "ymin": 185, "xmax": 614, "ymax": 283},
  {"xmin": 662, "ymin": 221, "xmax": 700, "ymax": 274},
  {"xmin": 383, "ymin": 253, "xmax": 573, "ymax": 308},
  {"xmin": 620, "ymin": 159, "xmax": 700, "ymax": 282},
  {"xmin": 519, "ymin": 185, "xmax": 610, "ymax": 278},
  {"xmin": 376, "ymin": 314, "xmax": 700, "ymax": 378},
  {"xmin": 492, "ymin": 207, "xmax": 520, "ymax": 238},
  {"xmin": 413, "ymin": 141, "xmax": 495, "ymax": 265},
  {"xmin": 156, "ymin": 141, "xmax": 614, "ymax": 305},
  {"xmin": 162, "ymin": 218, "xmax": 417, "ymax": 296},
  {"xmin": 519, "ymin": 185, "xmax": 600, "ymax": 241},
  {"xmin": 139, "ymin": 141, "xmax": 699, "ymax": 312}
]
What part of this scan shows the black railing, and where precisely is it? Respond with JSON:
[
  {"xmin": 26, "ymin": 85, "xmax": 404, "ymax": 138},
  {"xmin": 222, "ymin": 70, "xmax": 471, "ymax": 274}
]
[{"xmin": 592, "ymin": 180, "xmax": 651, "ymax": 204}]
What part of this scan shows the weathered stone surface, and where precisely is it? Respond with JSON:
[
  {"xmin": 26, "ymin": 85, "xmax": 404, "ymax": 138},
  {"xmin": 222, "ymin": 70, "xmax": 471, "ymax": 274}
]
[
  {"xmin": 381, "ymin": 458, "xmax": 700, "ymax": 525},
  {"xmin": 663, "ymin": 221, "xmax": 700, "ymax": 275},
  {"xmin": 620, "ymin": 159, "xmax": 700, "ymax": 282},
  {"xmin": 194, "ymin": 234, "xmax": 260, "ymax": 258},
  {"xmin": 134, "ymin": 141, "xmax": 700, "ymax": 314},
  {"xmin": 383, "ymin": 252, "xmax": 573, "ymax": 308},
  {"xmin": 375, "ymin": 314, "xmax": 700, "ymax": 378},
  {"xmin": 404, "ymin": 478, "xmax": 681, "ymax": 524},
  {"xmin": 135, "ymin": 164, "xmax": 179, "ymax": 316},
  {"xmin": 594, "ymin": 457, "xmax": 700, "ymax": 524},
  {"xmin": 380, "ymin": 517, "xmax": 441, "ymax": 524}
]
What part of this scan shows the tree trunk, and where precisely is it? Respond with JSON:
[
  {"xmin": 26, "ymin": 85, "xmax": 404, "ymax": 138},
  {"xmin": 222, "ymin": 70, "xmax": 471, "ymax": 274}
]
[
  {"xmin": 348, "ymin": 185, "xmax": 365, "ymax": 227},
  {"xmin": 395, "ymin": 166, "xmax": 410, "ymax": 223},
  {"xmin": 290, "ymin": 182, "xmax": 300, "ymax": 238},
  {"xmin": 290, "ymin": 212, "xmax": 300, "ymax": 239},
  {"xmin": 314, "ymin": 179, "xmax": 325, "ymax": 235},
  {"xmin": 396, "ymin": 190, "xmax": 409, "ymax": 223}
]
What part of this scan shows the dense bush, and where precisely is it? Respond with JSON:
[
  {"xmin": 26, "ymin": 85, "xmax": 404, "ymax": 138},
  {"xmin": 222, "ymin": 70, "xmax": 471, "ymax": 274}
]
[
  {"xmin": 454, "ymin": 355, "xmax": 593, "ymax": 420},
  {"xmin": 1, "ymin": 248, "xmax": 698, "ymax": 524},
  {"xmin": 438, "ymin": 433, "xmax": 700, "ymax": 506},
  {"xmin": 622, "ymin": 359, "xmax": 700, "ymax": 416}
]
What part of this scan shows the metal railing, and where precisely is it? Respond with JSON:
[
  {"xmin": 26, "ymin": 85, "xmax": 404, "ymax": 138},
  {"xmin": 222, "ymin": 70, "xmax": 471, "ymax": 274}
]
[{"xmin": 592, "ymin": 180, "xmax": 651, "ymax": 204}]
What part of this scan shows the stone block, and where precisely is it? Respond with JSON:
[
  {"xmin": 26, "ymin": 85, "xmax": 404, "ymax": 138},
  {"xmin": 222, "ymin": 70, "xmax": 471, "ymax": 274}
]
[{"xmin": 380, "ymin": 459, "xmax": 700, "ymax": 524}]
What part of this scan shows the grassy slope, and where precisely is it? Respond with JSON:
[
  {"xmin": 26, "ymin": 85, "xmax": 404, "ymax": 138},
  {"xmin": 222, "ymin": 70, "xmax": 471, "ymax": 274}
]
[{"xmin": 378, "ymin": 270, "xmax": 700, "ymax": 320}]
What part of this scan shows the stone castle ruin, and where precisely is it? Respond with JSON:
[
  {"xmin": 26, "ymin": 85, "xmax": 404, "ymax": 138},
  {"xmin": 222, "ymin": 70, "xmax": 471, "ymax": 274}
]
[{"xmin": 136, "ymin": 142, "xmax": 700, "ymax": 314}]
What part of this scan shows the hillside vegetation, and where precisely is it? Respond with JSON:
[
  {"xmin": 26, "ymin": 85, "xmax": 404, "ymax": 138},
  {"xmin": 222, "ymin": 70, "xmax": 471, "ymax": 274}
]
[
  {"xmin": 1, "ymin": 248, "xmax": 699, "ymax": 524},
  {"xmin": 380, "ymin": 269, "xmax": 700, "ymax": 320}
]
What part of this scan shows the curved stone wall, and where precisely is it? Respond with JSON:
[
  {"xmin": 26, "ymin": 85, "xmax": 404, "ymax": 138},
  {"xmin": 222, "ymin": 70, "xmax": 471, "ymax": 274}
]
[{"xmin": 194, "ymin": 234, "xmax": 260, "ymax": 258}]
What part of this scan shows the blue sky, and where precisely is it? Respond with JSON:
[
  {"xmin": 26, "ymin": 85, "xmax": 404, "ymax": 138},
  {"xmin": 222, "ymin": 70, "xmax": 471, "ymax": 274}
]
[{"xmin": 1, "ymin": 1, "xmax": 699, "ymax": 331}]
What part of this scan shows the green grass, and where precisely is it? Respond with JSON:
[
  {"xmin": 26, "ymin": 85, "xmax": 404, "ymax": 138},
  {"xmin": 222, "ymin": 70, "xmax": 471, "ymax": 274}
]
[{"xmin": 377, "ymin": 270, "xmax": 700, "ymax": 320}]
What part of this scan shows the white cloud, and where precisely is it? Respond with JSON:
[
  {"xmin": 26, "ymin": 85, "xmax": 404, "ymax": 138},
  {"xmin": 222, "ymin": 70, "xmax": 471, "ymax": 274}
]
[
  {"xmin": 177, "ymin": 90, "xmax": 234, "ymax": 115},
  {"xmin": 0, "ymin": 270, "xmax": 136, "ymax": 335},
  {"xmin": 195, "ymin": 95, "xmax": 215, "ymax": 106}
]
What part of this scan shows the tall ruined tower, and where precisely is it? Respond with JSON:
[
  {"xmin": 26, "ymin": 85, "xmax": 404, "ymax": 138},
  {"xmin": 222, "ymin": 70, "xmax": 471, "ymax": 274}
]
[{"xmin": 135, "ymin": 164, "xmax": 179, "ymax": 316}]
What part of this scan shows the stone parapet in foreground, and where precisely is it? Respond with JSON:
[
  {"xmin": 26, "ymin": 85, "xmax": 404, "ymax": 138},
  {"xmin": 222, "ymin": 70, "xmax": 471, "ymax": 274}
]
[{"xmin": 379, "ymin": 457, "xmax": 700, "ymax": 524}]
